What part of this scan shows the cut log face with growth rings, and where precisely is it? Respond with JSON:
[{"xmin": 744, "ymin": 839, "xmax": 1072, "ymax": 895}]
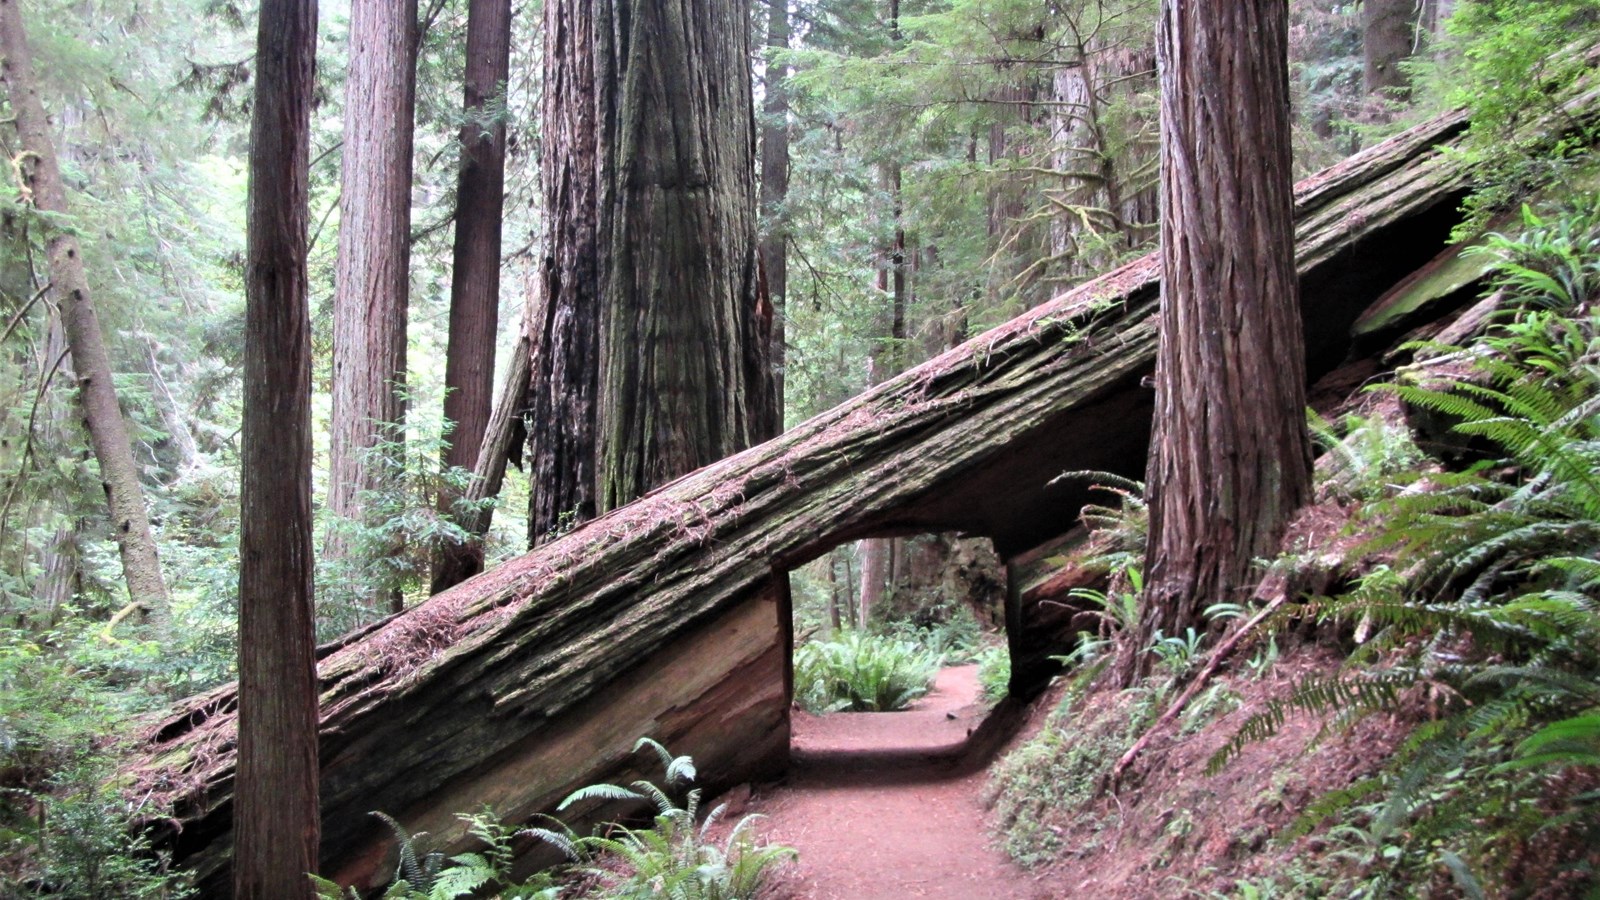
[{"xmin": 130, "ymin": 86, "xmax": 1600, "ymax": 896}]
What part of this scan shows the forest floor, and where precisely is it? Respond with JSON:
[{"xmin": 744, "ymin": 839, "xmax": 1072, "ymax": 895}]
[
  {"xmin": 746, "ymin": 665, "xmax": 1056, "ymax": 899},
  {"xmin": 736, "ymin": 645, "xmax": 1406, "ymax": 899}
]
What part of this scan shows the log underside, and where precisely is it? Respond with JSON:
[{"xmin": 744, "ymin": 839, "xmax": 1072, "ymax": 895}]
[{"xmin": 133, "ymin": 91, "xmax": 1600, "ymax": 896}]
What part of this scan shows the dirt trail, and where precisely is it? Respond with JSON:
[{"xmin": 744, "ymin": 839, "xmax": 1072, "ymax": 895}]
[{"xmin": 750, "ymin": 666, "xmax": 1054, "ymax": 900}]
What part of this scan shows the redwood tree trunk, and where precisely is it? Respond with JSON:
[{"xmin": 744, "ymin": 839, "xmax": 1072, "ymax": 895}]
[
  {"xmin": 1135, "ymin": 0, "xmax": 1311, "ymax": 680},
  {"xmin": 235, "ymin": 0, "xmax": 320, "ymax": 895},
  {"xmin": 329, "ymin": 0, "xmax": 418, "ymax": 603},
  {"xmin": 434, "ymin": 0, "xmax": 512, "ymax": 591},
  {"xmin": 760, "ymin": 0, "xmax": 791, "ymax": 421},
  {"xmin": 531, "ymin": 0, "xmax": 775, "ymax": 541},
  {"xmin": 0, "ymin": 0, "xmax": 171, "ymax": 622}
]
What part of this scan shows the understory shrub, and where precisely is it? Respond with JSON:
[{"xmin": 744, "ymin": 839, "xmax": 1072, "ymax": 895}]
[
  {"xmin": 319, "ymin": 739, "xmax": 794, "ymax": 900},
  {"xmin": 0, "ymin": 628, "xmax": 192, "ymax": 898},
  {"xmin": 1210, "ymin": 214, "xmax": 1600, "ymax": 895},
  {"xmin": 792, "ymin": 630, "xmax": 942, "ymax": 712}
]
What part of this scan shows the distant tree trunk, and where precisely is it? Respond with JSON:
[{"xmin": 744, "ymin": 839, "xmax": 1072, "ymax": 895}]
[
  {"xmin": 1364, "ymin": 0, "xmax": 1417, "ymax": 99},
  {"xmin": 1133, "ymin": 0, "xmax": 1312, "ymax": 682},
  {"xmin": 235, "ymin": 0, "xmax": 320, "ymax": 895},
  {"xmin": 32, "ymin": 319, "xmax": 77, "ymax": 629},
  {"xmin": 1049, "ymin": 17, "xmax": 1159, "ymax": 283},
  {"xmin": 531, "ymin": 0, "xmax": 774, "ymax": 542},
  {"xmin": 857, "ymin": 158, "xmax": 907, "ymax": 627},
  {"xmin": 433, "ymin": 0, "xmax": 512, "ymax": 591},
  {"xmin": 0, "ymin": 0, "xmax": 172, "ymax": 623},
  {"xmin": 144, "ymin": 340, "xmax": 201, "ymax": 475},
  {"xmin": 760, "ymin": 0, "xmax": 791, "ymax": 422},
  {"xmin": 329, "ymin": 0, "xmax": 418, "ymax": 609}
]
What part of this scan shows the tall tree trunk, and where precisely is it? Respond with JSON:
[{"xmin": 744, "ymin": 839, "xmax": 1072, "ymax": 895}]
[
  {"xmin": 329, "ymin": 0, "xmax": 418, "ymax": 607},
  {"xmin": 235, "ymin": 0, "xmax": 320, "ymax": 895},
  {"xmin": 531, "ymin": 0, "xmax": 775, "ymax": 542},
  {"xmin": 434, "ymin": 0, "xmax": 512, "ymax": 590},
  {"xmin": 760, "ymin": 0, "xmax": 791, "ymax": 423},
  {"xmin": 0, "ymin": 0, "xmax": 172, "ymax": 622},
  {"xmin": 1364, "ymin": 0, "xmax": 1417, "ymax": 100},
  {"xmin": 857, "ymin": 159, "xmax": 907, "ymax": 626},
  {"xmin": 1134, "ymin": 0, "xmax": 1312, "ymax": 682}
]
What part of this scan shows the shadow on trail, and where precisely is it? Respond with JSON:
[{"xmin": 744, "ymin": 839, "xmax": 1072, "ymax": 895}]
[
  {"xmin": 788, "ymin": 694, "xmax": 1031, "ymax": 784},
  {"xmin": 785, "ymin": 665, "xmax": 1036, "ymax": 785}
]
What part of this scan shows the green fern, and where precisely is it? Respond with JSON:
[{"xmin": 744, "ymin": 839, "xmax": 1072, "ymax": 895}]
[
  {"xmin": 557, "ymin": 738, "xmax": 796, "ymax": 900},
  {"xmin": 1212, "ymin": 290, "xmax": 1600, "ymax": 891}
]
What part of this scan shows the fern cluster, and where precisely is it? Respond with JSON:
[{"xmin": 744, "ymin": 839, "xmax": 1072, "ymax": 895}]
[
  {"xmin": 791, "ymin": 630, "xmax": 942, "ymax": 712},
  {"xmin": 1213, "ymin": 274, "xmax": 1600, "ymax": 891},
  {"xmin": 314, "ymin": 739, "xmax": 794, "ymax": 900},
  {"xmin": 1052, "ymin": 470, "xmax": 1149, "ymax": 572}
]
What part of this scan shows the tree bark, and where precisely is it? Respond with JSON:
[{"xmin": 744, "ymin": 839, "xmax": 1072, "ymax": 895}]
[
  {"xmin": 329, "ymin": 0, "xmax": 418, "ymax": 605},
  {"xmin": 760, "ymin": 0, "xmax": 791, "ymax": 421},
  {"xmin": 1135, "ymin": 0, "xmax": 1312, "ymax": 681},
  {"xmin": 1364, "ymin": 0, "xmax": 1418, "ymax": 99},
  {"xmin": 434, "ymin": 0, "xmax": 512, "ymax": 590},
  {"xmin": 1049, "ymin": 13, "xmax": 1159, "ymax": 282},
  {"xmin": 531, "ymin": 0, "xmax": 776, "ymax": 543},
  {"xmin": 235, "ymin": 0, "xmax": 320, "ymax": 896},
  {"xmin": 430, "ymin": 268, "xmax": 538, "ymax": 593},
  {"xmin": 136, "ymin": 98, "xmax": 1561, "ymax": 893},
  {"xmin": 0, "ymin": 0, "xmax": 172, "ymax": 622}
]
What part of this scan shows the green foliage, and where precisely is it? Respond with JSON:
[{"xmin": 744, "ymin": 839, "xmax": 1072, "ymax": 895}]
[
  {"xmin": 311, "ymin": 809, "xmax": 560, "ymax": 900},
  {"xmin": 792, "ymin": 630, "xmax": 942, "ymax": 712},
  {"xmin": 988, "ymin": 658, "xmax": 1135, "ymax": 868},
  {"xmin": 975, "ymin": 643, "xmax": 1011, "ymax": 700},
  {"xmin": 1054, "ymin": 472, "xmax": 1148, "ymax": 572},
  {"xmin": 872, "ymin": 597, "xmax": 983, "ymax": 661},
  {"xmin": 1211, "ymin": 234, "xmax": 1600, "ymax": 893},
  {"xmin": 555, "ymin": 738, "xmax": 796, "ymax": 900},
  {"xmin": 318, "ymin": 423, "xmax": 493, "ymax": 637},
  {"xmin": 1422, "ymin": 0, "xmax": 1600, "ymax": 234},
  {"xmin": 1466, "ymin": 198, "xmax": 1600, "ymax": 313},
  {"xmin": 8, "ymin": 767, "xmax": 193, "ymax": 900},
  {"xmin": 330, "ymin": 740, "xmax": 794, "ymax": 900},
  {"xmin": 1308, "ymin": 410, "xmax": 1426, "ymax": 504},
  {"xmin": 0, "ymin": 638, "xmax": 192, "ymax": 900}
]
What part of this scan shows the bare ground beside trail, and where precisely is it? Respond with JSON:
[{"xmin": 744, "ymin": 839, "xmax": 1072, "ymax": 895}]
[{"xmin": 746, "ymin": 665, "xmax": 1056, "ymax": 900}]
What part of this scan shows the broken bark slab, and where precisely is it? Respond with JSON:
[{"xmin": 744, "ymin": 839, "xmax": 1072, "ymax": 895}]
[{"xmin": 131, "ymin": 97, "xmax": 1599, "ymax": 896}]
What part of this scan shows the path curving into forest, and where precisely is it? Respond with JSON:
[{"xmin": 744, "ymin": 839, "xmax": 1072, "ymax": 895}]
[{"xmin": 749, "ymin": 666, "xmax": 1055, "ymax": 899}]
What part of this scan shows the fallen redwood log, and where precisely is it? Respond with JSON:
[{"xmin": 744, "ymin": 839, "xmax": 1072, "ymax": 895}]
[{"xmin": 132, "ymin": 94, "xmax": 1595, "ymax": 896}]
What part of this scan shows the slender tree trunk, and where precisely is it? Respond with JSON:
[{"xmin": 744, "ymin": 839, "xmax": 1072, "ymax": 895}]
[
  {"xmin": 329, "ymin": 0, "xmax": 418, "ymax": 607},
  {"xmin": 1133, "ymin": 0, "xmax": 1312, "ymax": 683},
  {"xmin": 528, "ymin": 0, "xmax": 602, "ymax": 544},
  {"xmin": 235, "ymin": 0, "xmax": 320, "ymax": 895},
  {"xmin": 532, "ymin": 0, "xmax": 775, "ymax": 541},
  {"xmin": 0, "ymin": 0, "xmax": 171, "ymax": 622},
  {"xmin": 429, "ymin": 266, "xmax": 539, "ymax": 593},
  {"xmin": 857, "ymin": 154, "xmax": 907, "ymax": 626},
  {"xmin": 760, "ymin": 0, "xmax": 791, "ymax": 422},
  {"xmin": 434, "ymin": 0, "xmax": 512, "ymax": 589}
]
